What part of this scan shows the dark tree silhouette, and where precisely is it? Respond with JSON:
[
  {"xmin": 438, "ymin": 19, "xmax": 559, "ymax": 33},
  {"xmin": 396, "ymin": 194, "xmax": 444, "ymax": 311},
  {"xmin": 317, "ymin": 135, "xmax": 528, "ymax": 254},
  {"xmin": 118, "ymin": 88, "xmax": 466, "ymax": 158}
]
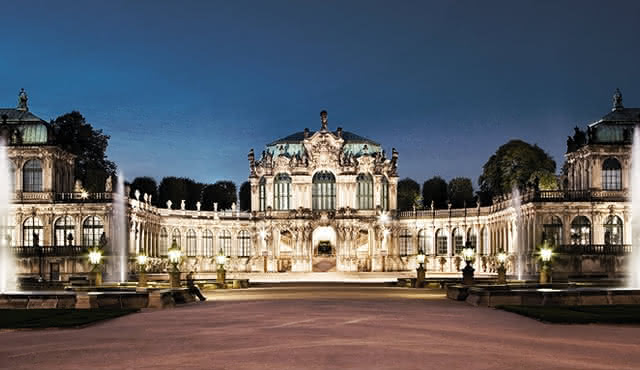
[
  {"xmin": 397, "ymin": 178, "xmax": 420, "ymax": 211},
  {"xmin": 129, "ymin": 176, "xmax": 158, "ymax": 205},
  {"xmin": 239, "ymin": 181, "xmax": 251, "ymax": 211}
]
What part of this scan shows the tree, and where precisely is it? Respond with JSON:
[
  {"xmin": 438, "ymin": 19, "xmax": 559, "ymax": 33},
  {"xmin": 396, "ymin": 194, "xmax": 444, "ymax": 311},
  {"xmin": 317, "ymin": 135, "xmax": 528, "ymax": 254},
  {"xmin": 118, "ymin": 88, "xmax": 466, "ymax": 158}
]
[
  {"xmin": 422, "ymin": 176, "xmax": 448, "ymax": 209},
  {"xmin": 129, "ymin": 177, "xmax": 158, "ymax": 205},
  {"xmin": 448, "ymin": 177, "xmax": 475, "ymax": 208},
  {"xmin": 239, "ymin": 181, "xmax": 251, "ymax": 211},
  {"xmin": 478, "ymin": 139, "xmax": 556, "ymax": 201},
  {"xmin": 201, "ymin": 181, "xmax": 237, "ymax": 211},
  {"xmin": 158, "ymin": 177, "xmax": 201, "ymax": 210},
  {"xmin": 51, "ymin": 111, "xmax": 116, "ymax": 192},
  {"xmin": 528, "ymin": 170, "xmax": 559, "ymax": 190},
  {"xmin": 397, "ymin": 178, "xmax": 420, "ymax": 211}
]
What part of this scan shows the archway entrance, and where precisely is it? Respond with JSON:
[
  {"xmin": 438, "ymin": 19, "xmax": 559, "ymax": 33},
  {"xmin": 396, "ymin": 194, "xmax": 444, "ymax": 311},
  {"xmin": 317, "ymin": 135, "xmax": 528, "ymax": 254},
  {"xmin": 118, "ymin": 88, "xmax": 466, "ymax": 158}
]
[{"xmin": 312, "ymin": 226, "xmax": 336, "ymax": 272}]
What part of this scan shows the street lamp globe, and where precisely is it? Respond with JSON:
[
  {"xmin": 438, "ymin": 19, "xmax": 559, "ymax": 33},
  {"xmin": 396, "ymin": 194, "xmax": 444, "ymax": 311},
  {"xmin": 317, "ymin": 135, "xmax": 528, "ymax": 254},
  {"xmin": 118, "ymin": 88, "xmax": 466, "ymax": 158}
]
[
  {"xmin": 88, "ymin": 248, "xmax": 102, "ymax": 266},
  {"xmin": 216, "ymin": 248, "xmax": 227, "ymax": 266},
  {"xmin": 497, "ymin": 252, "xmax": 507, "ymax": 265},
  {"xmin": 462, "ymin": 247, "xmax": 475, "ymax": 262},
  {"xmin": 168, "ymin": 240, "xmax": 182, "ymax": 265},
  {"xmin": 137, "ymin": 254, "xmax": 148, "ymax": 266},
  {"xmin": 540, "ymin": 247, "xmax": 553, "ymax": 263},
  {"xmin": 416, "ymin": 249, "xmax": 426, "ymax": 265}
]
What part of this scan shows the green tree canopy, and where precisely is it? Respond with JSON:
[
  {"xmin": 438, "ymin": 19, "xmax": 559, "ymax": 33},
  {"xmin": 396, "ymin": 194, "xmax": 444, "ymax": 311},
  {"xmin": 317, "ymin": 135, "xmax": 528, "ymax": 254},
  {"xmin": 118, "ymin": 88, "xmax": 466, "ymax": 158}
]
[
  {"xmin": 202, "ymin": 181, "xmax": 237, "ymax": 211},
  {"xmin": 448, "ymin": 177, "xmax": 475, "ymax": 208},
  {"xmin": 478, "ymin": 139, "xmax": 556, "ymax": 200},
  {"xmin": 397, "ymin": 178, "xmax": 421, "ymax": 211},
  {"xmin": 51, "ymin": 111, "xmax": 116, "ymax": 192},
  {"xmin": 239, "ymin": 181, "xmax": 251, "ymax": 211},
  {"xmin": 528, "ymin": 170, "xmax": 559, "ymax": 190},
  {"xmin": 422, "ymin": 176, "xmax": 448, "ymax": 209},
  {"xmin": 129, "ymin": 176, "xmax": 158, "ymax": 205}
]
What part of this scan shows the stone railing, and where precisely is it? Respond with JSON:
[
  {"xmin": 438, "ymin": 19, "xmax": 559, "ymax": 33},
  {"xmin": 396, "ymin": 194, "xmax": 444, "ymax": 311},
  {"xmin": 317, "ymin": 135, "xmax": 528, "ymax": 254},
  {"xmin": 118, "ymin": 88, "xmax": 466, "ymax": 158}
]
[
  {"xmin": 54, "ymin": 192, "xmax": 114, "ymax": 202},
  {"xmin": 555, "ymin": 244, "xmax": 632, "ymax": 255},
  {"xmin": 12, "ymin": 245, "xmax": 89, "ymax": 257},
  {"xmin": 398, "ymin": 208, "xmax": 490, "ymax": 219}
]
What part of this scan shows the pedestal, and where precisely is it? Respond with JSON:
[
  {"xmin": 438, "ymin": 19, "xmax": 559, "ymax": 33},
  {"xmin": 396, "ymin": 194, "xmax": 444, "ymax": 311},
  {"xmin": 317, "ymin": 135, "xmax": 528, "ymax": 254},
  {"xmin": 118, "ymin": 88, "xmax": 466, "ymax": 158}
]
[
  {"xmin": 263, "ymin": 255, "xmax": 268, "ymax": 272},
  {"xmin": 539, "ymin": 264, "xmax": 551, "ymax": 284},
  {"xmin": 138, "ymin": 271, "xmax": 147, "ymax": 288},
  {"xmin": 90, "ymin": 270, "xmax": 102, "ymax": 286},
  {"xmin": 170, "ymin": 270, "xmax": 181, "ymax": 288},
  {"xmin": 462, "ymin": 263, "xmax": 475, "ymax": 285},
  {"xmin": 497, "ymin": 265, "xmax": 507, "ymax": 284},
  {"xmin": 416, "ymin": 265, "xmax": 425, "ymax": 288},
  {"xmin": 217, "ymin": 268, "xmax": 226, "ymax": 283}
]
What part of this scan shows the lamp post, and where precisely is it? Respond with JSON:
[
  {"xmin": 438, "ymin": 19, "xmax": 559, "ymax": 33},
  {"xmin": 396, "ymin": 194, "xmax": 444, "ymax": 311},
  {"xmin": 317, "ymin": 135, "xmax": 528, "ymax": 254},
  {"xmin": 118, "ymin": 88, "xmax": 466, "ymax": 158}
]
[
  {"xmin": 167, "ymin": 240, "xmax": 182, "ymax": 288},
  {"xmin": 88, "ymin": 247, "xmax": 103, "ymax": 286},
  {"xmin": 462, "ymin": 243, "xmax": 475, "ymax": 285},
  {"xmin": 539, "ymin": 245, "xmax": 553, "ymax": 284},
  {"xmin": 496, "ymin": 251, "xmax": 507, "ymax": 284},
  {"xmin": 416, "ymin": 248, "xmax": 426, "ymax": 288},
  {"xmin": 137, "ymin": 254, "xmax": 148, "ymax": 288},
  {"xmin": 216, "ymin": 248, "xmax": 227, "ymax": 284}
]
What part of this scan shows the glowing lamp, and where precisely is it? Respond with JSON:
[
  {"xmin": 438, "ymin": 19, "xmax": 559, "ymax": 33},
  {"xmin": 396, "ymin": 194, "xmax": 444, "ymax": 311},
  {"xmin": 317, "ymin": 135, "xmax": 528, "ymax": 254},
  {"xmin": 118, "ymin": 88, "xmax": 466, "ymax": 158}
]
[
  {"xmin": 259, "ymin": 229, "xmax": 267, "ymax": 240},
  {"xmin": 497, "ymin": 252, "xmax": 507, "ymax": 265},
  {"xmin": 462, "ymin": 247, "xmax": 475, "ymax": 262},
  {"xmin": 416, "ymin": 249, "xmax": 426, "ymax": 265},
  {"xmin": 80, "ymin": 191, "xmax": 89, "ymax": 199},
  {"xmin": 540, "ymin": 247, "xmax": 553, "ymax": 262},
  {"xmin": 216, "ymin": 248, "xmax": 227, "ymax": 266},
  {"xmin": 168, "ymin": 240, "xmax": 182, "ymax": 265},
  {"xmin": 88, "ymin": 249, "xmax": 102, "ymax": 265},
  {"xmin": 379, "ymin": 212, "xmax": 389, "ymax": 224},
  {"xmin": 137, "ymin": 254, "xmax": 148, "ymax": 266}
]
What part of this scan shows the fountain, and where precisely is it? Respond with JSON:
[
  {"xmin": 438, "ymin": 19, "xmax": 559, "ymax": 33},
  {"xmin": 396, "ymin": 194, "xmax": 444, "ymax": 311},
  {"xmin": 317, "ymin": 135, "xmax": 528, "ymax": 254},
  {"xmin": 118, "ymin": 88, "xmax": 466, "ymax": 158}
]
[
  {"xmin": 0, "ymin": 139, "xmax": 16, "ymax": 293},
  {"xmin": 110, "ymin": 172, "xmax": 128, "ymax": 282},
  {"xmin": 511, "ymin": 186, "xmax": 524, "ymax": 280},
  {"xmin": 629, "ymin": 128, "xmax": 640, "ymax": 288}
]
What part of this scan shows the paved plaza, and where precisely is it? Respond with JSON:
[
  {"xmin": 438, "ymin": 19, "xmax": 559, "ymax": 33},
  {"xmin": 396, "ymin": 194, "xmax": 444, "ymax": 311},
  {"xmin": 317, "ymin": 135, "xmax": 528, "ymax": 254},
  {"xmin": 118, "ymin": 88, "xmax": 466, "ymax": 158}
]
[{"xmin": 1, "ymin": 286, "xmax": 640, "ymax": 369}]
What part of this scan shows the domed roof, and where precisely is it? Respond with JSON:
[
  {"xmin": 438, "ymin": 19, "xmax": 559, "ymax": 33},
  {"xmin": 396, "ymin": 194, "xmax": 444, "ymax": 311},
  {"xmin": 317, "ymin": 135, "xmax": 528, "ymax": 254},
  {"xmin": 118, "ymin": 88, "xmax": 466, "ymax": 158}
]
[
  {"xmin": 0, "ymin": 89, "xmax": 50, "ymax": 145},
  {"xmin": 269, "ymin": 129, "xmax": 380, "ymax": 146},
  {"xmin": 587, "ymin": 90, "xmax": 640, "ymax": 144}
]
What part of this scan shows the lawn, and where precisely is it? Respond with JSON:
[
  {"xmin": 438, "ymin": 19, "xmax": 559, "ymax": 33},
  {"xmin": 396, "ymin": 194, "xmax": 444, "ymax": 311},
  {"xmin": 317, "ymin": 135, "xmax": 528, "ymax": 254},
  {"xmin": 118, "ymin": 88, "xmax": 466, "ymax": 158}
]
[
  {"xmin": 0, "ymin": 309, "xmax": 138, "ymax": 329},
  {"xmin": 497, "ymin": 304, "xmax": 640, "ymax": 324}
]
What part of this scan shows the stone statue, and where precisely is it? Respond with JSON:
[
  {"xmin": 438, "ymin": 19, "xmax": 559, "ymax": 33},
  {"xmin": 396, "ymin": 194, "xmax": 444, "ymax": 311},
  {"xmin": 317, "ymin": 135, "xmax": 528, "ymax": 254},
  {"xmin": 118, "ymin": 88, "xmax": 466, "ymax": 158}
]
[
  {"xmin": 74, "ymin": 179, "xmax": 83, "ymax": 193},
  {"xmin": 613, "ymin": 88, "xmax": 623, "ymax": 110},
  {"xmin": 196, "ymin": 201, "xmax": 201, "ymax": 211},
  {"xmin": 105, "ymin": 176, "xmax": 113, "ymax": 192},
  {"xmin": 320, "ymin": 110, "xmax": 328, "ymax": 131},
  {"xmin": 134, "ymin": 189, "xmax": 140, "ymax": 201},
  {"xmin": 181, "ymin": 200, "xmax": 186, "ymax": 210},
  {"xmin": 248, "ymin": 148, "xmax": 255, "ymax": 166},
  {"xmin": 148, "ymin": 195, "xmax": 152, "ymax": 204},
  {"xmin": 167, "ymin": 200, "xmax": 172, "ymax": 209},
  {"xmin": 143, "ymin": 193, "xmax": 148, "ymax": 203},
  {"xmin": 17, "ymin": 88, "xmax": 28, "ymax": 111}
]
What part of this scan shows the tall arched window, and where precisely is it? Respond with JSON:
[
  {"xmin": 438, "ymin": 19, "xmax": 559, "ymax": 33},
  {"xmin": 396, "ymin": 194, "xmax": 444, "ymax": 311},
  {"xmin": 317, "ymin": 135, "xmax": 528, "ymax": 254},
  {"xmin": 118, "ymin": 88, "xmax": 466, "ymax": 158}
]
[
  {"xmin": 23, "ymin": 217, "xmax": 43, "ymax": 247},
  {"xmin": 436, "ymin": 229, "xmax": 448, "ymax": 255},
  {"xmin": 82, "ymin": 216, "xmax": 104, "ymax": 247},
  {"xmin": 418, "ymin": 229, "xmax": 428, "ymax": 254},
  {"xmin": 381, "ymin": 176, "xmax": 389, "ymax": 211},
  {"xmin": 23, "ymin": 159, "xmax": 42, "ymax": 192},
  {"xmin": 602, "ymin": 158, "xmax": 622, "ymax": 190},
  {"xmin": 238, "ymin": 230, "xmax": 251, "ymax": 257},
  {"xmin": 570, "ymin": 216, "xmax": 591, "ymax": 245},
  {"xmin": 543, "ymin": 215, "xmax": 563, "ymax": 246},
  {"xmin": 203, "ymin": 229, "xmax": 213, "ymax": 257},
  {"xmin": 356, "ymin": 173, "xmax": 374, "ymax": 209},
  {"xmin": 54, "ymin": 216, "xmax": 75, "ymax": 247},
  {"xmin": 186, "ymin": 229, "xmax": 197, "ymax": 256},
  {"xmin": 399, "ymin": 229, "xmax": 412, "ymax": 256},
  {"xmin": 312, "ymin": 171, "xmax": 336, "ymax": 210},
  {"xmin": 273, "ymin": 173, "xmax": 291, "ymax": 210},
  {"xmin": 172, "ymin": 229, "xmax": 181, "ymax": 247},
  {"xmin": 219, "ymin": 230, "xmax": 232, "ymax": 256},
  {"xmin": 466, "ymin": 229, "xmax": 477, "ymax": 250},
  {"xmin": 604, "ymin": 215, "xmax": 623, "ymax": 245},
  {"xmin": 159, "ymin": 228, "xmax": 168, "ymax": 256},
  {"xmin": 259, "ymin": 177, "xmax": 266, "ymax": 211},
  {"xmin": 453, "ymin": 228, "xmax": 464, "ymax": 254}
]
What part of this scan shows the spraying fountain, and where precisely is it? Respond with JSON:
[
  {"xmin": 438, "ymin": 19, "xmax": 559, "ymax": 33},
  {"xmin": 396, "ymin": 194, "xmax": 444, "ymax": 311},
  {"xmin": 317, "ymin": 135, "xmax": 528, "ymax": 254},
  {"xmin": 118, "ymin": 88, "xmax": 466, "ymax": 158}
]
[
  {"xmin": 0, "ymin": 139, "xmax": 16, "ymax": 293},
  {"xmin": 511, "ymin": 186, "xmax": 524, "ymax": 280},
  {"xmin": 110, "ymin": 172, "xmax": 128, "ymax": 283},
  {"xmin": 629, "ymin": 128, "xmax": 640, "ymax": 288}
]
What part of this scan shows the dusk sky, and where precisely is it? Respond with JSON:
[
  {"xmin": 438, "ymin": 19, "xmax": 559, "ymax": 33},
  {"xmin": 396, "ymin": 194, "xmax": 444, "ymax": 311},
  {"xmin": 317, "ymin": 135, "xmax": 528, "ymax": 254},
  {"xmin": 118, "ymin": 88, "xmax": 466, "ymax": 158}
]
[{"xmin": 1, "ymin": 0, "xmax": 639, "ymax": 188}]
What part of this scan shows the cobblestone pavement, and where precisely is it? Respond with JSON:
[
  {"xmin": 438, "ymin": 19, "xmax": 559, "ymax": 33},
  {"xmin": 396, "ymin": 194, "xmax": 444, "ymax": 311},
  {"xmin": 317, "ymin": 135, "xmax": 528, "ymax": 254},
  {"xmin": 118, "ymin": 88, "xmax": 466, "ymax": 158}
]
[{"xmin": 1, "ymin": 286, "xmax": 639, "ymax": 369}]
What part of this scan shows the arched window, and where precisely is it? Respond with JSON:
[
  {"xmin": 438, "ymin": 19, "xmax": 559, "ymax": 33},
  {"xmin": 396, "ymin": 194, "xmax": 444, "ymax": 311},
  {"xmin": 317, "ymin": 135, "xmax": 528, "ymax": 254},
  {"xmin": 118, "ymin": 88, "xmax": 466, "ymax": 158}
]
[
  {"xmin": 436, "ymin": 229, "xmax": 448, "ymax": 255},
  {"xmin": 570, "ymin": 216, "xmax": 591, "ymax": 245},
  {"xmin": 312, "ymin": 171, "xmax": 336, "ymax": 210},
  {"xmin": 238, "ymin": 230, "xmax": 251, "ymax": 257},
  {"xmin": 602, "ymin": 158, "xmax": 622, "ymax": 190},
  {"xmin": 399, "ymin": 229, "xmax": 412, "ymax": 256},
  {"xmin": 381, "ymin": 176, "xmax": 389, "ymax": 211},
  {"xmin": 186, "ymin": 229, "xmax": 196, "ymax": 256},
  {"xmin": 83, "ymin": 216, "xmax": 103, "ymax": 247},
  {"xmin": 356, "ymin": 173, "xmax": 374, "ymax": 209},
  {"xmin": 172, "ymin": 229, "xmax": 181, "ymax": 246},
  {"xmin": 54, "ymin": 216, "xmax": 75, "ymax": 247},
  {"xmin": 23, "ymin": 159, "xmax": 42, "ymax": 192},
  {"xmin": 273, "ymin": 173, "xmax": 291, "ymax": 210},
  {"xmin": 453, "ymin": 228, "xmax": 464, "ymax": 254},
  {"xmin": 9, "ymin": 161, "xmax": 15, "ymax": 191},
  {"xmin": 466, "ymin": 228, "xmax": 477, "ymax": 250},
  {"xmin": 418, "ymin": 229, "xmax": 428, "ymax": 254},
  {"xmin": 203, "ymin": 230, "xmax": 214, "ymax": 257},
  {"xmin": 543, "ymin": 215, "xmax": 563, "ymax": 246},
  {"xmin": 23, "ymin": 217, "xmax": 43, "ymax": 247},
  {"xmin": 604, "ymin": 215, "xmax": 623, "ymax": 245},
  {"xmin": 159, "ymin": 228, "xmax": 168, "ymax": 256},
  {"xmin": 259, "ymin": 177, "xmax": 266, "ymax": 211},
  {"xmin": 219, "ymin": 230, "xmax": 232, "ymax": 256}
]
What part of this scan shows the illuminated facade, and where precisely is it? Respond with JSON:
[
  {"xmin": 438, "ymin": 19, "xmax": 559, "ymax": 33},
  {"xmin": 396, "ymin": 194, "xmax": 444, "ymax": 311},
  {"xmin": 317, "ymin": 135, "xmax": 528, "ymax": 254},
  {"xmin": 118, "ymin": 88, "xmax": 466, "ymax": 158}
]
[{"xmin": 4, "ymin": 90, "xmax": 638, "ymax": 280}]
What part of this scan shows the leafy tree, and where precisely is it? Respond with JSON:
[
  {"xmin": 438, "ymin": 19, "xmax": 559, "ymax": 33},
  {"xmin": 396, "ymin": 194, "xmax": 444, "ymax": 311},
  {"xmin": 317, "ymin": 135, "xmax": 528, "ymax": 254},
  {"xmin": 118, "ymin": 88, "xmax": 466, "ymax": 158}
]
[
  {"xmin": 397, "ymin": 178, "xmax": 421, "ymax": 211},
  {"xmin": 478, "ymin": 139, "xmax": 556, "ymax": 200},
  {"xmin": 528, "ymin": 170, "xmax": 559, "ymax": 190},
  {"xmin": 422, "ymin": 176, "xmax": 448, "ymax": 209},
  {"xmin": 239, "ymin": 181, "xmax": 251, "ymax": 211},
  {"xmin": 448, "ymin": 177, "xmax": 475, "ymax": 208},
  {"xmin": 158, "ymin": 177, "xmax": 201, "ymax": 210},
  {"xmin": 201, "ymin": 181, "xmax": 237, "ymax": 211},
  {"xmin": 51, "ymin": 111, "xmax": 116, "ymax": 192},
  {"xmin": 129, "ymin": 176, "xmax": 158, "ymax": 205}
]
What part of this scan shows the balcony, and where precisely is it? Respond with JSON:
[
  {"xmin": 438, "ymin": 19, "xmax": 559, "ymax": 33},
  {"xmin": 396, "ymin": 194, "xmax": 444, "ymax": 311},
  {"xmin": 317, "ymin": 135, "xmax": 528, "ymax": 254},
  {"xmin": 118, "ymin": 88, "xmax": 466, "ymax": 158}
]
[
  {"xmin": 555, "ymin": 244, "xmax": 632, "ymax": 255},
  {"xmin": 14, "ymin": 192, "xmax": 114, "ymax": 203},
  {"xmin": 11, "ymin": 245, "xmax": 89, "ymax": 257}
]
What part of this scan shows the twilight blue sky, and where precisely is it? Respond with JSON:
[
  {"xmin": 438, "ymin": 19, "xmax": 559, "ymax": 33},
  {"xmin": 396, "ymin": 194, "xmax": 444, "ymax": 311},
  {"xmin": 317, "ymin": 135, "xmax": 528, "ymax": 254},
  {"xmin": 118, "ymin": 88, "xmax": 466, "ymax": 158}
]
[{"xmin": 1, "ymin": 0, "xmax": 639, "ymax": 188}]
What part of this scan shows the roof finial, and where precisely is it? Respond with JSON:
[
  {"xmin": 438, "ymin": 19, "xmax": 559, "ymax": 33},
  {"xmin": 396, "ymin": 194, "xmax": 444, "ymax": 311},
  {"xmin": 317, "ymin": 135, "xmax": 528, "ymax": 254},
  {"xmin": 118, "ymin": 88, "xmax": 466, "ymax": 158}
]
[
  {"xmin": 17, "ymin": 88, "xmax": 28, "ymax": 111},
  {"xmin": 613, "ymin": 88, "xmax": 623, "ymax": 111},
  {"xmin": 320, "ymin": 110, "xmax": 328, "ymax": 131}
]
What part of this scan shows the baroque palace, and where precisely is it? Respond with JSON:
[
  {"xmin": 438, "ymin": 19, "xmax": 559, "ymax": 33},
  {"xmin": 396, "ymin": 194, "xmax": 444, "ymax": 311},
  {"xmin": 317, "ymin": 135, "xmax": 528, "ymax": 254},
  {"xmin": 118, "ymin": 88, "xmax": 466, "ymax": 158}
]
[{"xmin": 3, "ymin": 89, "xmax": 638, "ymax": 280}]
